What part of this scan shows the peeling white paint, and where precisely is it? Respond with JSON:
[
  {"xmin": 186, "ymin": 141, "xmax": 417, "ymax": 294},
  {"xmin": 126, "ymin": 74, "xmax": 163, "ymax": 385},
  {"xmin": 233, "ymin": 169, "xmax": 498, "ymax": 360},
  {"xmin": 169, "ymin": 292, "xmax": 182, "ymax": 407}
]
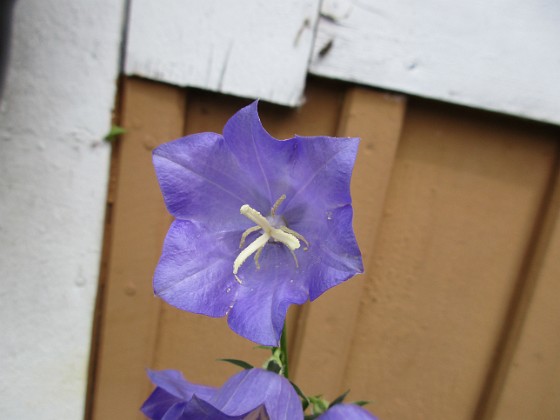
[
  {"xmin": 127, "ymin": 0, "xmax": 560, "ymax": 124},
  {"xmin": 0, "ymin": 0, "xmax": 124, "ymax": 418},
  {"xmin": 125, "ymin": 0, "xmax": 320, "ymax": 106},
  {"xmin": 310, "ymin": 0, "xmax": 560, "ymax": 125}
]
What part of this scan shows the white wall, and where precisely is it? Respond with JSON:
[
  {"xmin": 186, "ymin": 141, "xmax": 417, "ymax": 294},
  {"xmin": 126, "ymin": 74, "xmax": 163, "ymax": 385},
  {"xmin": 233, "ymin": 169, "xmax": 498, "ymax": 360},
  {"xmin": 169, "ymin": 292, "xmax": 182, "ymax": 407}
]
[
  {"xmin": 310, "ymin": 0, "xmax": 560, "ymax": 125},
  {"xmin": 126, "ymin": 0, "xmax": 320, "ymax": 106},
  {"xmin": 126, "ymin": 0, "xmax": 560, "ymax": 125},
  {"xmin": 0, "ymin": 1, "xmax": 124, "ymax": 418}
]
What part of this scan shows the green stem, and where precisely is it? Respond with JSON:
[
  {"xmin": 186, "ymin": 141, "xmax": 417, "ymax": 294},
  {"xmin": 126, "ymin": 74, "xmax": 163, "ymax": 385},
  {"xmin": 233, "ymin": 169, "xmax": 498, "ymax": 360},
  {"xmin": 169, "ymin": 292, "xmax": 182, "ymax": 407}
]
[{"xmin": 280, "ymin": 320, "xmax": 289, "ymax": 379}]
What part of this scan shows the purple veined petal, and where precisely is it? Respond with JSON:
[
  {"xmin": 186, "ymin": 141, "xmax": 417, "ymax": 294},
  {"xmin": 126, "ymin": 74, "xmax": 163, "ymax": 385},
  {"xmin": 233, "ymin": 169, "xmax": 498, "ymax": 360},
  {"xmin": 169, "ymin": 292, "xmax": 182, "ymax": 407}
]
[
  {"xmin": 147, "ymin": 370, "xmax": 217, "ymax": 400},
  {"xmin": 317, "ymin": 404, "xmax": 378, "ymax": 420},
  {"xmin": 141, "ymin": 370, "xmax": 217, "ymax": 419},
  {"xmin": 159, "ymin": 396, "xmax": 267, "ymax": 420},
  {"xmin": 291, "ymin": 205, "xmax": 363, "ymax": 301},
  {"xmin": 222, "ymin": 101, "xmax": 295, "ymax": 205},
  {"xmin": 210, "ymin": 369, "xmax": 303, "ymax": 420},
  {"xmin": 142, "ymin": 388, "xmax": 183, "ymax": 419},
  {"xmin": 153, "ymin": 220, "xmax": 242, "ymax": 317},
  {"xmin": 223, "ymin": 101, "xmax": 360, "ymax": 213},
  {"xmin": 153, "ymin": 132, "xmax": 267, "ymax": 232},
  {"xmin": 280, "ymin": 134, "xmax": 360, "ymax": 227},
  {"xmin": 142, "ymin": 369, "xmax": 298, "ymax": 420},
  {"xmin": 281, "ymin": 134, "xmax": 360, "ymax": 213},
  {"xmin": 227, "ymin": 244, "xmax": 309, "ymax": 346}
]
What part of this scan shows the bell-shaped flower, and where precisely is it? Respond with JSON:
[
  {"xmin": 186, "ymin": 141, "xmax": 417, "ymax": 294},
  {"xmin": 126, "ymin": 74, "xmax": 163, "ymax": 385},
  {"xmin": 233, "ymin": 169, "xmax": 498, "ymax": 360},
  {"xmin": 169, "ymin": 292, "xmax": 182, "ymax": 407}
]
[
  {"xmin": 141, "ymin": 368, "xmax": 302, "ymax": 420},
  {"xmin": 153, "ymin": 101, "xmax": 363, "ymax": 345},
  {"xmin": 317, "ymin": 403, "xmax": 378, "ymax": 420}
]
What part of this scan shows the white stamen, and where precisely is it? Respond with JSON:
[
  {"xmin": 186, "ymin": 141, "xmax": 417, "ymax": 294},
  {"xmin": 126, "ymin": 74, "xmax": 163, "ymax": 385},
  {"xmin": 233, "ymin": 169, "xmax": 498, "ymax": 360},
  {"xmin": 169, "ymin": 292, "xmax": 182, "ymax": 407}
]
[
  {"xmin": 234, "ymin": 196, "xmax": 309, "ymax": 281},
  {"xmin": 279, "ymin": 226, "xmax": 309, "ymax": 249},
  {"xmin": 239, "ymin": 225, "xmax": 261, "ymax": 248},
  {"xmin": 270, "ymin": 194, "xmax": 286, "ymax": 216},
  {"xmin": 233, "ymin": 232, "xmax": 270, "ymax": 282}
]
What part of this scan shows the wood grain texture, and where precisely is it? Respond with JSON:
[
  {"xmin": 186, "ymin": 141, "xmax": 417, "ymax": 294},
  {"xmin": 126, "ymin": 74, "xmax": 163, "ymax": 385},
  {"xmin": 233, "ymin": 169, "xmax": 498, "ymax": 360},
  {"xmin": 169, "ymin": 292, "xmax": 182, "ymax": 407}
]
[
  {"xmin": 490, "ymin": 155, "xmax": 560, "ymax": 420},
  {"xmin": 92, "ymin": 78, "xmax": 186, "ymax": 420},
  {"xmin": 340, "ymin": 100, "xmax": 558, "ymax": 420},
  {"xmin": 126, "ymin": 0, "xmax": 320, "ymax": 106},
  {"xmin": 291, "ymin": 87, "xmax": 407, "ymax": 402}
]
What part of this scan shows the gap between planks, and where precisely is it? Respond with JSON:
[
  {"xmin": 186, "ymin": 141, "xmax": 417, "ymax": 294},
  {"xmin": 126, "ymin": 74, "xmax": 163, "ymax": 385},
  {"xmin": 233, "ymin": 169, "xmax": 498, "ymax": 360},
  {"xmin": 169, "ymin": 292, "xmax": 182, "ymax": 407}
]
[{"xmin": 474, "ymin": 140, "xmax": 560, "ymax": 420}]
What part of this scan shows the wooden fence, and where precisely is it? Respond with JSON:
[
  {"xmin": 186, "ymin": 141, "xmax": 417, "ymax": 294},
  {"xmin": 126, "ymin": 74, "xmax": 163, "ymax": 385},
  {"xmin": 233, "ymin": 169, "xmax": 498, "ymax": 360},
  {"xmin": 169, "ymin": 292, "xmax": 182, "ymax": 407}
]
[{"xmin": 89, "ymin": 77, "xmax": 560, "ymax": 420}]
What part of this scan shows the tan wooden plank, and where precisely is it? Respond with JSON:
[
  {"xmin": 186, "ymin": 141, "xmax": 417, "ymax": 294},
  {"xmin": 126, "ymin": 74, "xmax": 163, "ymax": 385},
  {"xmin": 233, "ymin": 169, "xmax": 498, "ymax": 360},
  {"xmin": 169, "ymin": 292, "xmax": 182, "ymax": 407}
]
[
  {"xmin": 291, "ymin": 87, "xmax": 407, "ymax": 399},
  {"xmin": 341, "ymin": 101, "xmax": 558, "ymax": 420},
  {"xmin": 92, "ymin": 78, "xmax": 186, "ymax": 420},
  {"xmin": 491, "ymin": 157, "xmax": 560, "ymax": 420},
  {"xmin": 151, "ymin": 79, "xmax": 346, "ymax": 386}
]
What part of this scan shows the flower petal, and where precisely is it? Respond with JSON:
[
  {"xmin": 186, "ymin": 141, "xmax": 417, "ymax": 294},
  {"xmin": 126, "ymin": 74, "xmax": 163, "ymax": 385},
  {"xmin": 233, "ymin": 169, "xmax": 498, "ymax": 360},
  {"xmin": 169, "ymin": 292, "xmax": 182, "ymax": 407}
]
[
  {"xmin": 222, "ymin": 101, "xmax": 294, "ymax": 206},
  {"xmin": 317, "ymin": 404, "xmax": 378, "ymax": 420},
  {"xmin": 227, "ymin": 244, "xmax": 309, "ymax": 345},
  {"xmin": 210, "ymin": 369, "xmax": 303, "ymax": 420},
  {"xmin": 143, "ymin": 369, "xmax": 300, "ymax": 420},
  {"xmin": 293, "ymin": 205, "xmax": 364, "ymax": 300},
  {"xmin": 223, "ymin": 101, "xmax": 359, "ymax": 213},
  {"xmin": 160, "ymin": 396, "xmax": 266, "ymax": 420},
  {"xmin": 153, "ymin": 220, "xmax": 241, "ymax": 317},
  {"xmin": 141, "ymin": 370, "xmax": 217, "ymax": 419},
  {"xmin": 153, "ymin": 132, "xmax": 261, "ymax": 231},
  {"xmin": 146, "ymin": 370, "xmax": 217, "ymax": 400}
]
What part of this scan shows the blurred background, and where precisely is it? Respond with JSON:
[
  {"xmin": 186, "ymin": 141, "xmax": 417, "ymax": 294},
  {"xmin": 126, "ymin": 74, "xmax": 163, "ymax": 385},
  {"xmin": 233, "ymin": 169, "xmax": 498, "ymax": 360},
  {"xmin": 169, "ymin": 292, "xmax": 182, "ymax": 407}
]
[{"xmin": 1, "ymin": 1, "xmax": 559, "ymax": 419}]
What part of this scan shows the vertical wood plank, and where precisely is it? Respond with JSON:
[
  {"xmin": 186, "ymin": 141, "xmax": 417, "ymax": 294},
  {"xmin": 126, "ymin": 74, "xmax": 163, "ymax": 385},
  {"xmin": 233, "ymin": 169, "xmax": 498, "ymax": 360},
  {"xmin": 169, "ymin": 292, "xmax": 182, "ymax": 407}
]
[
  {"xmin": 92, "ymin": 78, "xmax": 186, "ymax": 420},
  {"xmin": 489, "ymin": 157, "xmax": 560, "ymax": 420},
  {"xmin": 151, "ymin": 79, "xmax": 346, "ymax": 386},
  {"xmin": 291, "ymin": 87, "xmax": 407, "ymax": 399},
  {"xmin": 341, "ymin": 101, "xmax": 558, "ymax": 420}
]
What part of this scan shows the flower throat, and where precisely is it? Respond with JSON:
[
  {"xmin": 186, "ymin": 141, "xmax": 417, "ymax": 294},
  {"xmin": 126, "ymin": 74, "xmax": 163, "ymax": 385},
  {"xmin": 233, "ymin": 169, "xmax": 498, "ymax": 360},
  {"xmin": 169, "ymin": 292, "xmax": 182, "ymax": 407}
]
[{"xmin": 233, "ymin": 194, "xmax": 309, "ymax": 283}]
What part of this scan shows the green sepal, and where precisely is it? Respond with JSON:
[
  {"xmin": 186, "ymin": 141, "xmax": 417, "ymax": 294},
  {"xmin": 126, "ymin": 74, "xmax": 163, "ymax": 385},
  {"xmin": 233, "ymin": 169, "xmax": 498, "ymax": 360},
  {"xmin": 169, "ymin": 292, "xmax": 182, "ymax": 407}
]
[
  {"xmin": 104, "ymin": 125, "xmax": 126, "ymax": 142},
  {"xmin": 264, "ymin": 359, "xmax": 282, "ymax": 374},
  {"xmin": 328, "ymin": 389, "xmax": 350, "ymax": 407},
  {"xmin": 289, "ymin": 381, "xmax": 309, "ymax": 411},
  {"xmin": 353, "ymin": 400, "xmax": 372, "ymax": 407},
  {"xmin": 253, "ymin": 345, "xmax": 273, "ymax": 352},
  {"xmin": 309, "ymin": 395, "xmax": 329, "ymax": 415},
  {"xmin": 262, "ymin": 347, "xmax": 284, "ymax": 376},
  {"xmin": 217, "ymin": 358, "xmax": 254, "ymax": 370}
]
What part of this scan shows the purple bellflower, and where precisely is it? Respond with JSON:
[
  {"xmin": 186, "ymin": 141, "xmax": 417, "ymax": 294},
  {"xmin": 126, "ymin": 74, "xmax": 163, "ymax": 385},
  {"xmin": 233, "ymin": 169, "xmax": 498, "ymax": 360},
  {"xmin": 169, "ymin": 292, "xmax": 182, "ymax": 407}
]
[
  {"xmin": 153, "ymin": 101, "xmax": 363, "ymax": 345},
  {"xmin": 141, "ymin": 368, "xmax": 302, "ymax": 420},
  {"xmin": 317, "ymin": 404, "xmax": 378, "ymax": 420}
]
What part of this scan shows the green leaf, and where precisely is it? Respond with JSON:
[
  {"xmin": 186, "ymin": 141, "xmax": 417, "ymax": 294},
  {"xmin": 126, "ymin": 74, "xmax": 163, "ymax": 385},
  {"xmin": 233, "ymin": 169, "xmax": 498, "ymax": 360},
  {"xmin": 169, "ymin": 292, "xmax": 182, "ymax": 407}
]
[
  {"xmin": 328, "ymin": 389, "xmax": 350, "ymax": 407},
  {"xmin": 289, "ymin": 381, "xmax": 309, "ymax": 410},
  {"xmin": 253, "ymin": 345, "xmax": 273, "ymax": 351},
  {"xmin": 104, "ymin": 125, "xmax": 126, "ymax": 142},
  {"xmin": 217, "ymin": 359, "xmax": 254, "ymax": 370}
]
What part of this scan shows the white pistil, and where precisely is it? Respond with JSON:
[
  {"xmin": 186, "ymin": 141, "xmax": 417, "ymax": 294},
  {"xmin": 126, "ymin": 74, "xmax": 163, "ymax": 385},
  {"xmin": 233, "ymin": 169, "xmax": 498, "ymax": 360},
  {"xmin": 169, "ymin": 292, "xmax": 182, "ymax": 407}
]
[{"xmin": 233, "ymin": 196, "xmax": 309, "ymax": 283}]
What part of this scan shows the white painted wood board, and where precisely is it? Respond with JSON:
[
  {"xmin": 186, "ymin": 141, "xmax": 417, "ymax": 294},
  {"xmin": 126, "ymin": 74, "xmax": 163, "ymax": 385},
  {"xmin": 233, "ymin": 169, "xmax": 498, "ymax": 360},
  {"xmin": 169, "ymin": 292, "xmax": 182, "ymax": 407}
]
[
  {"xmin": 310, "ymin": 0, "xmax": 560, "ymax": 125},
  {"xmin": 125, "ymin": 0, "xmax": 320, "ymax": 106},
  {"xmin": 0, "ymin": 0, "xmax": 124, "ymax": 418}
]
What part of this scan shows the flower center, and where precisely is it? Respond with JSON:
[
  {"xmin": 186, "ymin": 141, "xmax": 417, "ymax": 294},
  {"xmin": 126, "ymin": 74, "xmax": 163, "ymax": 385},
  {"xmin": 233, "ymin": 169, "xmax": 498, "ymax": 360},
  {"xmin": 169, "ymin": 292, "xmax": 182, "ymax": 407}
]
[{"xmin": 233, "ymin": 194, "xmax": 309, "ymax": 283}]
